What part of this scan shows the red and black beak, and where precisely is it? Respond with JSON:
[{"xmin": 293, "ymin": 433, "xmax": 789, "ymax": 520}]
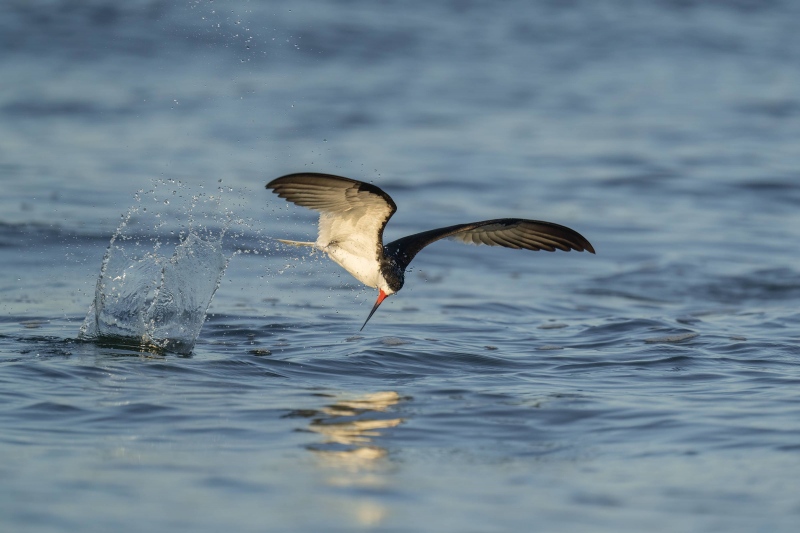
[{"xmin": 360, "ymin": 289, "xmax": 388, "ymax": 331}]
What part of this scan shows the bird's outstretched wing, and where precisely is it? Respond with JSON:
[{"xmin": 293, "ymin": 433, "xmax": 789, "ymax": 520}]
[
  {"xmin": 266, "ymin": 173, "xmax": 397, "ymax": 260},
  {"xmin": 385, "ymin": 219, "xmax": 595, "ymax": 271}
]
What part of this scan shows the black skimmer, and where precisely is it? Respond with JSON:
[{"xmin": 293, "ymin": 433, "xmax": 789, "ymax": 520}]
[{"xmin": 267, "ymin": 173, "xmax": 595, "ymax": 330}]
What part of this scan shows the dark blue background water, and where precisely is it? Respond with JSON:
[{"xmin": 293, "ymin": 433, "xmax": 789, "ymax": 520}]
[{"xmin": 3, "ymin": 1, "xmax": 800, "ymax": 531}]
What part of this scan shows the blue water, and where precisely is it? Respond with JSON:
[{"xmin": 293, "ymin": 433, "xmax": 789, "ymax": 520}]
[{"xmin": 3, "ymin": 1, "xmax": 800, "ymax": 531}]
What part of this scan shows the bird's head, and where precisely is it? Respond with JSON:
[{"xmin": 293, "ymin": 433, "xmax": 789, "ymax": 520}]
[
  {"xmin": 380, "ymin": 257, "xmax": 405, "ymax": 293},
  {"xmin": 360, "ymin": 265, "xmax": 404, "ymax": 331}
]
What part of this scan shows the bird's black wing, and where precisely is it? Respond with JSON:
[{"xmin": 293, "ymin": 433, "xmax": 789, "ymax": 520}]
[
  {"xmin": 267, "ymin": 173, "xmax": 397, "ymax": 258},
  {"xmin": 385, "ymin": 218, "xmax": 595, "ymax": 271}
]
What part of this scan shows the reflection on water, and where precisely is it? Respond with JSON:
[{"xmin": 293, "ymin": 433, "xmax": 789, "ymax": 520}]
[{"xmin": 300, "ymin": 391, "xmax": 405, "ymax": 527}]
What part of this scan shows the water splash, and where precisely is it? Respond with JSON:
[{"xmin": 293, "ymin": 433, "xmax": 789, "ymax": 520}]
[{"xmin": 79, "ymin": 181, "xmax": 242, "ymax": 354}]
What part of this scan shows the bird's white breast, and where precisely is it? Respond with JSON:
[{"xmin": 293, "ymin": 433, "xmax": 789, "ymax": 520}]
[
  {"xmin": 317, "ymin": 212, "xmax": 384, "ymax": 288},
  {"xmin": 324, "ymin": 245, "xmax": 382, "ymax": 288}
]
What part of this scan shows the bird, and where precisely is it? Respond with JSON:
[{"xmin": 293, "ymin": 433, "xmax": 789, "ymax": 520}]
[{"xmin": 266, "ymin": 173, "xmax": 595, "ymax": 330}]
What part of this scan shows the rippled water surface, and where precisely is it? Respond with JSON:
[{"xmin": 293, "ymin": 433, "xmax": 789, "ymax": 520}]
[{"xmin": 3, "ymin": 1, "xmax": 800, "ymax": 531}]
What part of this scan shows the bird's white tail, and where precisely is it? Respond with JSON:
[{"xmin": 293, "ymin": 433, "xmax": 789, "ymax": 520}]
[{"xmin": 275, "ymin": 238, "xmax": 316, "ymax": 247}]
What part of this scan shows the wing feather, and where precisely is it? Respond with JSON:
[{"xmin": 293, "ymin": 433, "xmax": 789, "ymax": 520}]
[
  {"xmin": 267, "ymin": 173, "xmax": 396, "ymax": 248},
  {"xmin": 385, "ymin": 218, "xmax": 594, "ymax": 271},
  {"xmin": 267, "ymin": 173, "xmax": 398, "ymax": 287}
]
